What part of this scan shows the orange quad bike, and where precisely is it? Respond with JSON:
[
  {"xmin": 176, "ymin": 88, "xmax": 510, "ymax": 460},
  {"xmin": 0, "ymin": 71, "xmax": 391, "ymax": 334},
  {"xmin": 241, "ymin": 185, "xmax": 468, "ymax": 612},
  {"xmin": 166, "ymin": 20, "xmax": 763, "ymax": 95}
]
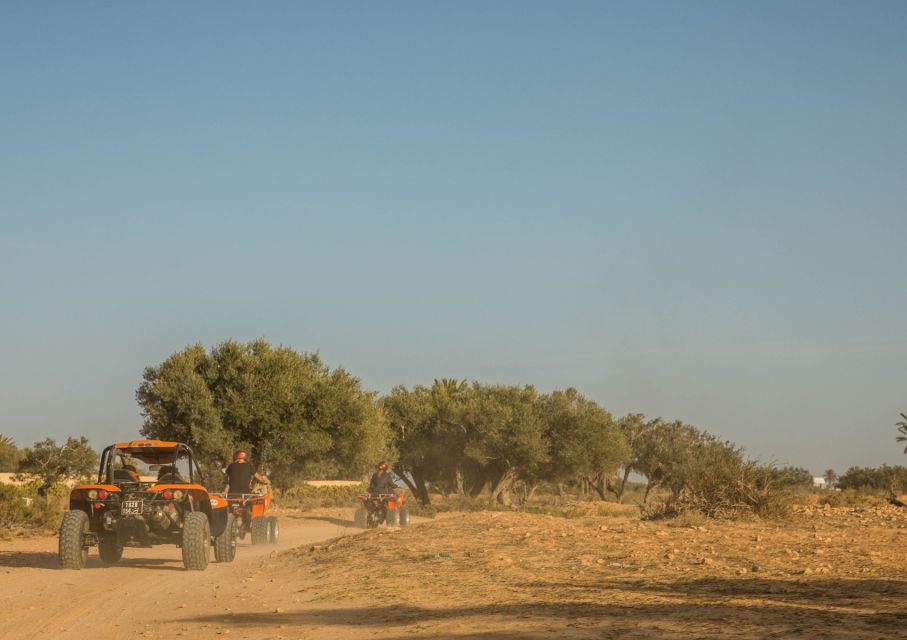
[
  {"xmin": 222, "ymin": 491, "xmax": 279, "ymax": 545},
  {"xmin": 59, "ymin": 440, "xmax": 236, "ymax": 571},
  {"xmin": 354, "ymin": 492, "xmax": 411, "ymax": 528}
]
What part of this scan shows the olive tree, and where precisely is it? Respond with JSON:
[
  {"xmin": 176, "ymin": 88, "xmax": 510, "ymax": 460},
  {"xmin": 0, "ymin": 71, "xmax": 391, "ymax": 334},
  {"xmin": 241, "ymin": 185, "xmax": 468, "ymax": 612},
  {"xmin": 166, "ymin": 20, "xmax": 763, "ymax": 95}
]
[{"xmin": 137, "ymin": 340, "xmax": 392, "ymax": 486}]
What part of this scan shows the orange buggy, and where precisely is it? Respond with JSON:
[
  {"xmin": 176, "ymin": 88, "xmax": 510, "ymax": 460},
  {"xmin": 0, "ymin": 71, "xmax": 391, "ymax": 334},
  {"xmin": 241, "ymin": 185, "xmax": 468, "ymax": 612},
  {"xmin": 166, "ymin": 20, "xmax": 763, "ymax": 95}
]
[
  {"xmin": 222, "ymin": 491, "xmax": 279, "ymax": 545},
  {"xmin": 60, "ymin": 439, "xmax": 235, "ymax": 571}
]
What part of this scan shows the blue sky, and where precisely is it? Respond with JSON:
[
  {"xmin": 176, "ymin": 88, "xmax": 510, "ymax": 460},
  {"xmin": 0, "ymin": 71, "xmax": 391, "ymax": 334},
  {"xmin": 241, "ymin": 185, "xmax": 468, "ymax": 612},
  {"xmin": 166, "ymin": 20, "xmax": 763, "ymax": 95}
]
[{"xmin": 1, "ymin": 1, "xmax": 905, "ymax": 474}]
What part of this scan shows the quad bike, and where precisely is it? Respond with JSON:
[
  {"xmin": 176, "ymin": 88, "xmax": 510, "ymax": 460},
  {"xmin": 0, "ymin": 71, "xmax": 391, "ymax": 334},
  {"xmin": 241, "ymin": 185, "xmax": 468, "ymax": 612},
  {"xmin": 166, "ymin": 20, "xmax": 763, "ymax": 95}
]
[
  {"xmin": 354, "ymin": 492, "xmax": 410, "ymax": 528},
  {"xmin": 59, "ymin": 439, "xmax": 236, "ymax": 571},
  {"xmin": 222, "ymin": 491, "xmax": 279, "ymax": 545}
]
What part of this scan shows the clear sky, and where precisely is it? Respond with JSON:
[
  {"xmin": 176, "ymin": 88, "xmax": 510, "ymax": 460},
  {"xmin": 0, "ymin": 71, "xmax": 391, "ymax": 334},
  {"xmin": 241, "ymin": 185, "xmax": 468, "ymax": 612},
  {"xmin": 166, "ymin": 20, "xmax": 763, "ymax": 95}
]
[{"xmin": 2, "ymin": 1, "xmax": 905, "ymax": 475}]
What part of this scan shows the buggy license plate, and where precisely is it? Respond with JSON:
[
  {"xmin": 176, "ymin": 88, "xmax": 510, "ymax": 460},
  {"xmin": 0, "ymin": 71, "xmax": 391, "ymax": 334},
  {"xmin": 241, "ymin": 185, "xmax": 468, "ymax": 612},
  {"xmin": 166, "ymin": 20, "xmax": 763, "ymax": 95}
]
[{"xmin": 121, "ymin": 500, "xmax": 143, "ymax": 516}]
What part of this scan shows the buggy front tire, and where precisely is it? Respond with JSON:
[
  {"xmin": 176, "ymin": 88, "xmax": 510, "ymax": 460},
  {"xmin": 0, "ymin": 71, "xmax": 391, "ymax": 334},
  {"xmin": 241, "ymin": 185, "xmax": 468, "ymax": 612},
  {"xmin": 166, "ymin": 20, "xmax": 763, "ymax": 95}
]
[
  {"xmin": 59, "ymin": 510, "xmax": 90, "ymax": 570},
  {"xmin": 98, "ymin": 537, "xmax": 123, "ymax": 564},
  {"xmin": 214, "ymin": 513, "xmax": 237, "ymax": 563},
  {"xmin": 181, "ymin": 512, "xmax": 210, "ymax": 571}
]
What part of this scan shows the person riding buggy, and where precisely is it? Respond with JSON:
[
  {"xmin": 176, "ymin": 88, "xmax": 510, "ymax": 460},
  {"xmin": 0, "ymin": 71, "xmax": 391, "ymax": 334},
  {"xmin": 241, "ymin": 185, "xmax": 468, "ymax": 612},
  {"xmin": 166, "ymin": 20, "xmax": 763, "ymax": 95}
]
[{"xmin": 59, "ymin": 439, "xmax": 236, "ymax": 571}]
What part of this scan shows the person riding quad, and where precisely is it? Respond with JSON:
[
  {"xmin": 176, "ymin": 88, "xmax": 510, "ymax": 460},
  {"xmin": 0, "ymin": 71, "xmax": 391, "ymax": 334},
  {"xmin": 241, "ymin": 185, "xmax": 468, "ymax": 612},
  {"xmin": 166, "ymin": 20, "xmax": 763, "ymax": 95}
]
[
  {"xmin": 223, "ymin": 450, "xmax": 269, "ymax": 495},
  {"xmin": 368, "ymin": 462, "xmax": 397, "ymax": 494}
]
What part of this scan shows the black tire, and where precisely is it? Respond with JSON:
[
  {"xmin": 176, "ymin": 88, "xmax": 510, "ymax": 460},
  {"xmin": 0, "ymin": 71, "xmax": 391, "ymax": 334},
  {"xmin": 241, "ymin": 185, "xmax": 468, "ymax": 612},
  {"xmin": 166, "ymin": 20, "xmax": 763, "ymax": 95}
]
[
  {"xmin": 181, "ymin": 512, "xmax": 210, "ymax": 571},
  {"xmin": 214, "ymin": 512, "xmax": 237, "ymax": 563},
  {"xmin": 267, "ymin": 516, "xmax": 279, "ymax": 545},
  {"xmin": 98, "ymin": 537, "xmax": 123, "ymax": 564},
  {"xmin": 59, "ymin": 510, "xmax": 89, "ymax": 570},
  {"xmin": 386, "ymin": 508, "xmax": 400, "ymax": 526},
  {"xmin": 250, "ymin": 516, "xmax": 269, "ymax": 545},
  {"xmin": 399, "ymin": 507, "xmax": 411, "ymax": 526},
  {"xmin": 354, "ymin": 508, "xmax": 367, "ymax": 528}
]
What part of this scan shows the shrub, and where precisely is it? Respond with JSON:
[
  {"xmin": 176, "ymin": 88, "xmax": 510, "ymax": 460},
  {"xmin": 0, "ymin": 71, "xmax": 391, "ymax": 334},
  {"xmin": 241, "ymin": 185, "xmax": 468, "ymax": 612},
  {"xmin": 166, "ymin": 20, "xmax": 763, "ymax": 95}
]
[
  {"xmin": 275, "ymin": 483, "xmax": 366, "ymax": 510},
  {"xmin": 670, "ymin": 444, "xmax": 794, "ymax": 519},
  {"xmin": 0, "ymin": 482, "xmax": 69, "ymax": 535},
  {"xmin": 817, "ymin": 488, "xmax": 888, "ymax": 508}
]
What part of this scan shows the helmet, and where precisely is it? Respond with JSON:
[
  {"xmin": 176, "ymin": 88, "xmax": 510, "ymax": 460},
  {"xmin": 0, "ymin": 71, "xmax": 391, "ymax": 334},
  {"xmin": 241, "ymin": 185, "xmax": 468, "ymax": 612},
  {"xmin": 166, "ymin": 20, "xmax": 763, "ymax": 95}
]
[
  {"xmin": 378, "ymin": 462, "xmax": 388, "ymax": 471},
  {"xmin": 234, "ymin": 450, "xmax": 247, "ymax": 461}
]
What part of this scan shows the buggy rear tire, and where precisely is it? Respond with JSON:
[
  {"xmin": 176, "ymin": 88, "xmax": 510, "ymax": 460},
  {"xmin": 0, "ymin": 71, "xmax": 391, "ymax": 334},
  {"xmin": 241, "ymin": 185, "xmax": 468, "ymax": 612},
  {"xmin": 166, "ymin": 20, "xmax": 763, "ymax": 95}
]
[
  {"xmin": 354, "ymin": 508, "xmax": 367, "ymax": 528},
  {"xmin": 181, "ymin": 512, "xmax": 210, "ymax": 571},
  {"xmin": 386, "ymin": 508, "xmax": 400, "ymax": 526},
  {"xmin": 399, "ymin": 507, "xmax": 411, "ymax": 526},
  {"xmin": 59, "ymin": 510, "xmax": 89, "ymax": 570},
  {"xmin": 251, "ymin": 516, "xmax": 269, "ymax": 545},
  {"xmin": 98, "ymin": 537, "xmax": 123, "ymax": 564},
  {"xmin": 267, "ymin": 516, "xmax": 279, "ymax": 545},
  {"xmin": 214, "ymin": 513, "xmax": 237, "ymax": 563}
]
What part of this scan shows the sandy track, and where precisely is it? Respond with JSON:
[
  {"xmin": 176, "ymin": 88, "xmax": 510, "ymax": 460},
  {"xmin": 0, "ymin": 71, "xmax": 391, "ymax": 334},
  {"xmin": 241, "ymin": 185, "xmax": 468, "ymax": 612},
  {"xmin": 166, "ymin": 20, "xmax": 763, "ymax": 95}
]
[{"xmin": 0, "ymin": 510, "xmax": 359, "ymax": 640}]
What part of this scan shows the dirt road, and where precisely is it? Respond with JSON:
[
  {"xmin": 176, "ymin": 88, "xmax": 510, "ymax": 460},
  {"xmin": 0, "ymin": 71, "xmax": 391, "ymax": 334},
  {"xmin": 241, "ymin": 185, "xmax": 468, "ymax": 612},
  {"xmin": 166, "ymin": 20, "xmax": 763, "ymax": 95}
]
[{"xmin": 0, "ymin": 510, "xmax": 358, "ymax": 640}]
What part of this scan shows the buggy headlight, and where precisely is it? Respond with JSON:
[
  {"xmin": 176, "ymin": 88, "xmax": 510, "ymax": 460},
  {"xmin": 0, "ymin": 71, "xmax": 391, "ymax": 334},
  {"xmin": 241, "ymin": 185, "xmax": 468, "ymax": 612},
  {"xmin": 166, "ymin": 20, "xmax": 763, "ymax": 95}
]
[
  {"xmin": 172, "ymin": 490, "xmax": 184, "ymax": 500},
  {"xmin": 87, "ymin": 490, "xmax": 98, "ymax": 500}
]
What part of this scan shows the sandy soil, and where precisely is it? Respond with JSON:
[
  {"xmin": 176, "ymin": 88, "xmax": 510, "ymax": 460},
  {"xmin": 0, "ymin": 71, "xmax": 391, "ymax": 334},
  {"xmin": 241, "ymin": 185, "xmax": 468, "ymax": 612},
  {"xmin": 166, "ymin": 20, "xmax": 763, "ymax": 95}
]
[
  {"xmin": 0, "ymin": 509, "xmax": 358, "ymax": 640},
  {"xmin": 3, "ymin": 505, "xmax": 907, "ymax": 639}
]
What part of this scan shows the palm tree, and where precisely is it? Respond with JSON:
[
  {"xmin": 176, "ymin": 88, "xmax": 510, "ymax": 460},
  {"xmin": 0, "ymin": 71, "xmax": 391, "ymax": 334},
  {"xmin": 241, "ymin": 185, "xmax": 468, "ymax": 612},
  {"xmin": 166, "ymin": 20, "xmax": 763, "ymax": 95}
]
[
  {"xmin": 823, "ymin": 468, "xmax": 837, "ymax": 489},
  {"xmin": 897, "ymin": 412, "xmax": 907, "ymax": 452}
]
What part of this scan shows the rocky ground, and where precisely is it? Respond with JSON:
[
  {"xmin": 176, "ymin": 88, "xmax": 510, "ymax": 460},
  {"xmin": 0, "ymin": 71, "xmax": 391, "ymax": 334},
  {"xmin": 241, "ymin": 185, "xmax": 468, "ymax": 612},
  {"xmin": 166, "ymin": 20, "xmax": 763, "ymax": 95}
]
[{"xmin": 173, "ymin": 504, "xmax": 907, "ymax": 639}]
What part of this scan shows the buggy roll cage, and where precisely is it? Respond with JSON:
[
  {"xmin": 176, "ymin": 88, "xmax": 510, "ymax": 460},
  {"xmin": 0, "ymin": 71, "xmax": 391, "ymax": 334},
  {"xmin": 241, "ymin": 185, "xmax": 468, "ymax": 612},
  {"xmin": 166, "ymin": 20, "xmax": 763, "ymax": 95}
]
[{"xmin": 97, "ymin": 443, "xmax": 207, "ymax": 486}]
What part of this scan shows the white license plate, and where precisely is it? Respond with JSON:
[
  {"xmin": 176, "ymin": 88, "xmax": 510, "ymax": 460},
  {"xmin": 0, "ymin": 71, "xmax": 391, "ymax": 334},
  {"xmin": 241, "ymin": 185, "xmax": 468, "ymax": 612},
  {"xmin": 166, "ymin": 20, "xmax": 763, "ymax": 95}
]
[{"xmin": 121, "ymin": 500, "xmax": 143, "ymax": 516}]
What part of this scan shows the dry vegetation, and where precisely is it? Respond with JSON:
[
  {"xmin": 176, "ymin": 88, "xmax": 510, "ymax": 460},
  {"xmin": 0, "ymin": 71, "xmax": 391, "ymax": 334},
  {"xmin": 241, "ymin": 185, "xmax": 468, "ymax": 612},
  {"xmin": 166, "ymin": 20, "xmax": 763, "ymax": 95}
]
[{"xmin": 163, "ymin": 505, "xmax": 907, "ymax": 640}]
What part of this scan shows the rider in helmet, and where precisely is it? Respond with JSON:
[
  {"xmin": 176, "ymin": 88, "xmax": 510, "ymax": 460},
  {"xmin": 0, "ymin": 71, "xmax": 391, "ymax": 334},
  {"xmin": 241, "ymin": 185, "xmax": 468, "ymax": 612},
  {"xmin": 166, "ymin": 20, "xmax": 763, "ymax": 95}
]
[
  {"xmin": 223, "ymin": 450, "xmax": 254, "ymax": 496},
  {"xmin": 368, "ymin": 462, "xmax": 397, "ymax": 495}
]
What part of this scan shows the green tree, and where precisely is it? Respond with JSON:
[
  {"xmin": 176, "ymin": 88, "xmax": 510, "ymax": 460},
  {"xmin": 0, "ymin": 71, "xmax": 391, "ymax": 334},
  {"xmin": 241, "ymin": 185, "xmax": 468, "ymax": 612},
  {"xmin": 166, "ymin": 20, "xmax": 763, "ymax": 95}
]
[
  {"xmin": 17, "ymin": 436, "xmax": 98, "ymax": 492},
  {"xmin": 382, "ymin": 379, "xmax": 476, "ymax": 504},
  {"xmin": 540, "ymin": 389, "xmax": 629, "ymax": 501},
  {"xmin": 607, "ymin": 414, "xmax": 656, "ymax": 503},
  {"xmin": 0, "ymin": 434, "xmax": 20, "ymax": 472},
  {"xmin": 461, "ymin": 384, "xmax": 548, "ymax": 506},
  {"xmin": 632, "ymin": 419, "xmax": 710, "ymax": 504},
  {"xmin": 137, "ymin": 340, "xmax": 392, "ymax": 486},
  {"xmin": 837, "ymin": 465, "xmax": 907, "ymax": 493}
]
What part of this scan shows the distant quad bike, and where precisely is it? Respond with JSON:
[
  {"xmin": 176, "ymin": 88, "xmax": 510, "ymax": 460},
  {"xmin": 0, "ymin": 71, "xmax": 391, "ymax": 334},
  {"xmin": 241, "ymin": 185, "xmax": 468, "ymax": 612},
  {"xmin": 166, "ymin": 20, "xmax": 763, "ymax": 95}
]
[
  {"xmin": 223, "ymin": 491, "xmax": 279, "ymax": 546},
  {"xmin": 59, "ymin": 439, "xmax": 236, "ymax": 571},
  {"xmin": 355, "ymin": 492, "xmax": 410, "ymax": 528}
]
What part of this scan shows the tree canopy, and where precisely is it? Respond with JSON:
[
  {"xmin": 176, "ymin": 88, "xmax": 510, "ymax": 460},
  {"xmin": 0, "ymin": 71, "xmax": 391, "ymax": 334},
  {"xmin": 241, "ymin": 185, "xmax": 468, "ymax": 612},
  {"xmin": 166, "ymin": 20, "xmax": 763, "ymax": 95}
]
[
  {"xmin": 18, "ymin": 436, "xmax": 98, "ymax": 490},
  {"xmin": 383, "ymin": 381, "xmax": 629, "ymax": 505},
  {"xmin": 136, "ymin": 340, "xmax": 392, "ymax": 485}
]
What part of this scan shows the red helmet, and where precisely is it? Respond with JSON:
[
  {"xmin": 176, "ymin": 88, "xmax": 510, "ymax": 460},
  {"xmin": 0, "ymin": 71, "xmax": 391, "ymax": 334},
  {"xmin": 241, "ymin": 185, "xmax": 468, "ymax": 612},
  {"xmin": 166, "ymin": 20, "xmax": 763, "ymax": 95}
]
[
  {"xmin": 233, "ymin": 450, "xmax": 247, "ymax": 461},
  {"xmin": 378, "ymin": 462, "xmax": 388, "ymax": 471}
]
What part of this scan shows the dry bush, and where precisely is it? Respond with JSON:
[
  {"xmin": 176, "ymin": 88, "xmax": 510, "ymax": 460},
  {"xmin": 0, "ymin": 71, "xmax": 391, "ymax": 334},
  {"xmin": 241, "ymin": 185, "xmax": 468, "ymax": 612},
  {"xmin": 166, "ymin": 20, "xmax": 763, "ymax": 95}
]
[
  {"xmin": 817, "ymin": 488, "xmax": 889, "ymax": 508},
  {"xmin": 275, "ymin": 483, "xmax": 367, "ymax": 510},
  {"xmin": 668, "ymin": 446, "xmax": 794, "ymax": 520},
  {"xmin": 0, "ymin": 482, "xmax": 69, "ymax": 536}
]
